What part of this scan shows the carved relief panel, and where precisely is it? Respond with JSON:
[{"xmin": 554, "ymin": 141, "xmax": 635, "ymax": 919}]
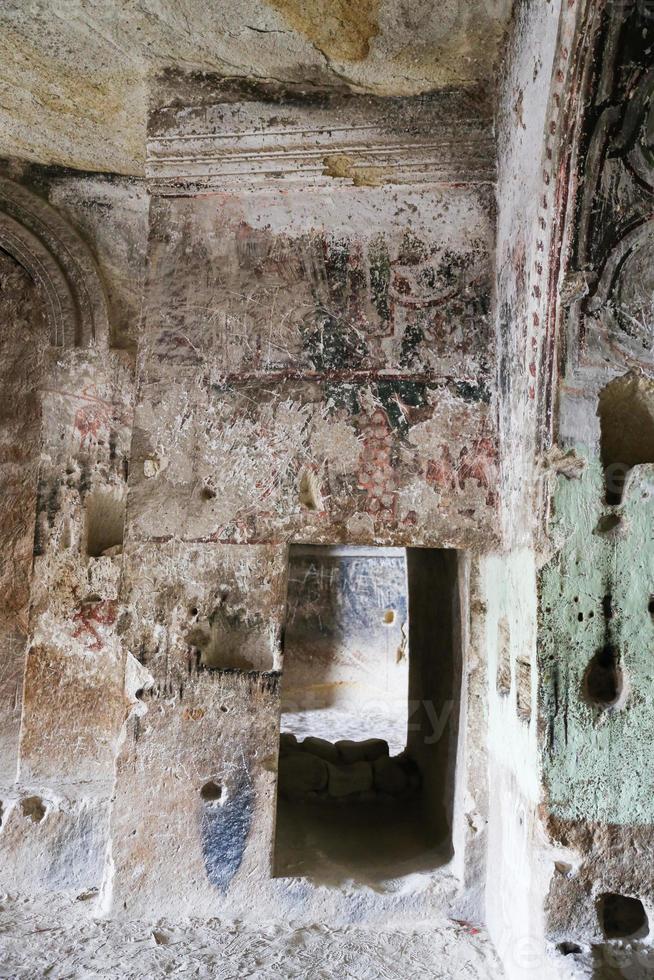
[{"xmin": 565, "ymin": 2, "xmax": 654, "ymax": 376}]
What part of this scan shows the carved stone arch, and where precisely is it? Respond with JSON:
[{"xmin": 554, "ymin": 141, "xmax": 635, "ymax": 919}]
[
  {"xmin": 0, "ymin": 177, "xmax": 110, "ymax": 347},
  {"xmin": 586, "ymin": 219, "xmax": 654, "ymax": 364}
]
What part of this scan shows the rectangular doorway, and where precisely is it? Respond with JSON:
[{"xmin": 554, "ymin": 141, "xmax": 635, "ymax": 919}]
[{"xmin": 273, "ymin": 545, "xmax": 461, "ymax": 883}]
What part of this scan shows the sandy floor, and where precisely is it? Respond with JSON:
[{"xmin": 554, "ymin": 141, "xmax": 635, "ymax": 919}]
[
  {"xmin": 0, "ymin": 893, "xmax": 505, "ymax": 979},
  {"xmin": 280, "ymin": 705, "xmax": 407, "ymax": 755}
]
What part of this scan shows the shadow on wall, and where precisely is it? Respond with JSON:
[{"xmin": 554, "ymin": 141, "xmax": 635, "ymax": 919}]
[
  {"xmin": 406, "ymin": 548, "xmax": 461, "ymax": 852},
  {"xmin": 186, "ymin": 603, "xmax": 275, "ymax": 672}
]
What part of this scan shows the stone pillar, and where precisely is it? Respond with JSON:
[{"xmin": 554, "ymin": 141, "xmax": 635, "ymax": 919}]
[
  {"xmin": 0, "ymin": 349, "xmax": 134, "ymax": 895},
  {"xmin": 0, "ymin": 252, "xmax": 48, "ymax": 791}
]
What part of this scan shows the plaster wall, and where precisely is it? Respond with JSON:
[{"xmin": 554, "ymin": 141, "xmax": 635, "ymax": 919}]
[
  {"xmin": 482, "ymin": 550, "xmax": 556, "ymax": 979},
  {"xmin": 535, "ymin": 0, "xmax": 654, "ymax": 952},
  {"xmin": 0, "ymin": 80, "xmax": 503, "ymax": 921},
  {"xmin": 485, "ymin": 0, "xmax": 566, "ymax": 975}
]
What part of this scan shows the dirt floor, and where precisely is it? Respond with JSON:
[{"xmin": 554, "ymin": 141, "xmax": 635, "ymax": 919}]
[{"xmin": 0, "ymin": 893, "xmax": 505, "ymax": 979}]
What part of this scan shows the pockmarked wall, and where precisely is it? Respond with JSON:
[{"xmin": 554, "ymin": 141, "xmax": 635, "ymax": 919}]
[
  {"xmin": 0, "ymin": 81, "xmax": 503, "ymax": 922},
  {"xmin": 0, "ymin": 168, "xmax": 147, "ymax": 895},
  {"xmin": 536, "ymin": 0, "xmax": 654, "ymax": 945}
]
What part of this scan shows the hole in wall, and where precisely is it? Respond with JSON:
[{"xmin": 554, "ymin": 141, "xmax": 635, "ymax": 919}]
[
  {"xmin": 516, "ymin": 657, "xmax": 532, "ymax": 723},
  {"xmin": 598, "ymin": 372, "xmax": 654, "ymax": 505},
  {"xmin": 583, "ymin": 644, "xmax": 624, "ymax": 709},
  {"xmin": 61, "ymin": 520, "xmax": 72, "ymax": 550},
  {"xmin": 200, "ymin": 485, "xmax": 216, "ymax": 501},
  {"xmin": 75, "ymin": 888, "xmax": 98, "ymax": 903},
  {"xmin": 595, "ymin": 513, "xmax": 622, "ymax": 534},
  {"xmin": 21, "ymin": 796, "xmax": 46, "ymax": 823},
  {"xmin": 496, "ymin": 617, "xmax": 511, "ymax": 696},
  {"xmin": 82, "ymin": 593, "xmax": 102, "ymax": 605},
  {"xmin": 557, "ymin": 942, "xmax": 582, "ymax": 956},
  {"xmin": 274, "ymin": 545, "xmax": 460, "ymax": 882},
  {"xmin": 298, "ymin": 467, "xmax": 322, "ymax": 511},
  {"xmin": 85, "ymin": 487, "xmax": 126, "ymax": 558},
  {"xmin": 598, "ymin": 893, "xmax": 649, "ymax": 940},
  {"xmin": 200, "ymin": 780, "xmax": 223, "ymax": 803},
  {"xmin": 648, "ymin": 596, "xmax": 654, "ymax": 620},
  {"xmin": 602, "ymin": 594, "xmax": 613, "ymax": 620}
]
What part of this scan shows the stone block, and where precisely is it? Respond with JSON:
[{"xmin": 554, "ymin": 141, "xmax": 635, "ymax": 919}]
[
  {"xmin": 301, "ymin": 736, "xmax": 339, "ymax": 763},
  {"xmin": 372, "ymin": 756, "xmax": 409, "ymax": 795},
  {"xmin": 279, "ymin": 732, "xmax": 299, "ymax": 756},
  {"xmin": 336, "ymin": 738, "xmax": 389, "ymax": 764},
  {"xmin": 278, "ymin": 752, "xmax": 328, "ymax": 799},
  {"xmin": 327, "ymin": 761, "xmax": 373, "ymax": 798}
]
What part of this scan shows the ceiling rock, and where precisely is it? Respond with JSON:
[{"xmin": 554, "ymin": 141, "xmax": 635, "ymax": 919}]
[{"xmin": 0, "ymin": 0, "xmax": 513, "ymax": 175}]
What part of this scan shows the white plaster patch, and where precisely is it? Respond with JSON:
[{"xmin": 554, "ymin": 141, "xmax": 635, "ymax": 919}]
[
  {"xmin": 309, "ymin": 414, "xmax": 363, "ymax": 474},
  {"xmin": 407, "ymin": 393, "xmax": 483, "ymax": 457},
  {"xmin": 396, "ymin": 479, "xmax": 441, "ymax": 520},
  {"xmin": 218, "ymin": 186, "xmax": 493, "ymax": 243}
]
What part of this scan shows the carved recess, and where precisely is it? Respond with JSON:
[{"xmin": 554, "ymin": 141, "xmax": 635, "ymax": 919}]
[
  {"xmin": 563, "ymin": 1, "xmax": 654, "ymax": 374},
  {"xmin": 0, "ymin": 177, "xmax": 110, "ymax": 347}
]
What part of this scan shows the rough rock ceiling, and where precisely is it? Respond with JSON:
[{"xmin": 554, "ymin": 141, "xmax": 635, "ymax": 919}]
[{"xmin": 0, "ymin": 0, "xmax": 513, "ymax": 176}]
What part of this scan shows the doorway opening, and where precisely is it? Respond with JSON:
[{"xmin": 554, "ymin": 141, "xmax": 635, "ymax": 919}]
[{"xmin": 273, "ymin": 545, "xmax": 461, "ymax": 883}]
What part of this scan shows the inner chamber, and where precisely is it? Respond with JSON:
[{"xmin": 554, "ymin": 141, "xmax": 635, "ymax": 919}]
[{"xmin": 273, "ymin": 544, "xmax": 461, "ymax": 883}]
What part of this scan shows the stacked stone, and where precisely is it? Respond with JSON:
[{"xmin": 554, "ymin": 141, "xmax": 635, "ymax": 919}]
[{"xmin": 277, "ymin": 733, "xmax": 421, "ymax": 803}]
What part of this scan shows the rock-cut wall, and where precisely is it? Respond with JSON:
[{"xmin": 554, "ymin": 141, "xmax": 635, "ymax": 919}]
[{"xmin": 105, "ymin": 83, "xmax": 502, "ymax": 918}]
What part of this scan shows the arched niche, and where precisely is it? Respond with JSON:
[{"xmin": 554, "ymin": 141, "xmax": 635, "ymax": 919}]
[
  {"xmin": 0, "ymin": 176, "xmax": 110, "ymax": 347},
  {"xmin": 598, "ymin": 371, "xmax": 654, "ymax": 504}
]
